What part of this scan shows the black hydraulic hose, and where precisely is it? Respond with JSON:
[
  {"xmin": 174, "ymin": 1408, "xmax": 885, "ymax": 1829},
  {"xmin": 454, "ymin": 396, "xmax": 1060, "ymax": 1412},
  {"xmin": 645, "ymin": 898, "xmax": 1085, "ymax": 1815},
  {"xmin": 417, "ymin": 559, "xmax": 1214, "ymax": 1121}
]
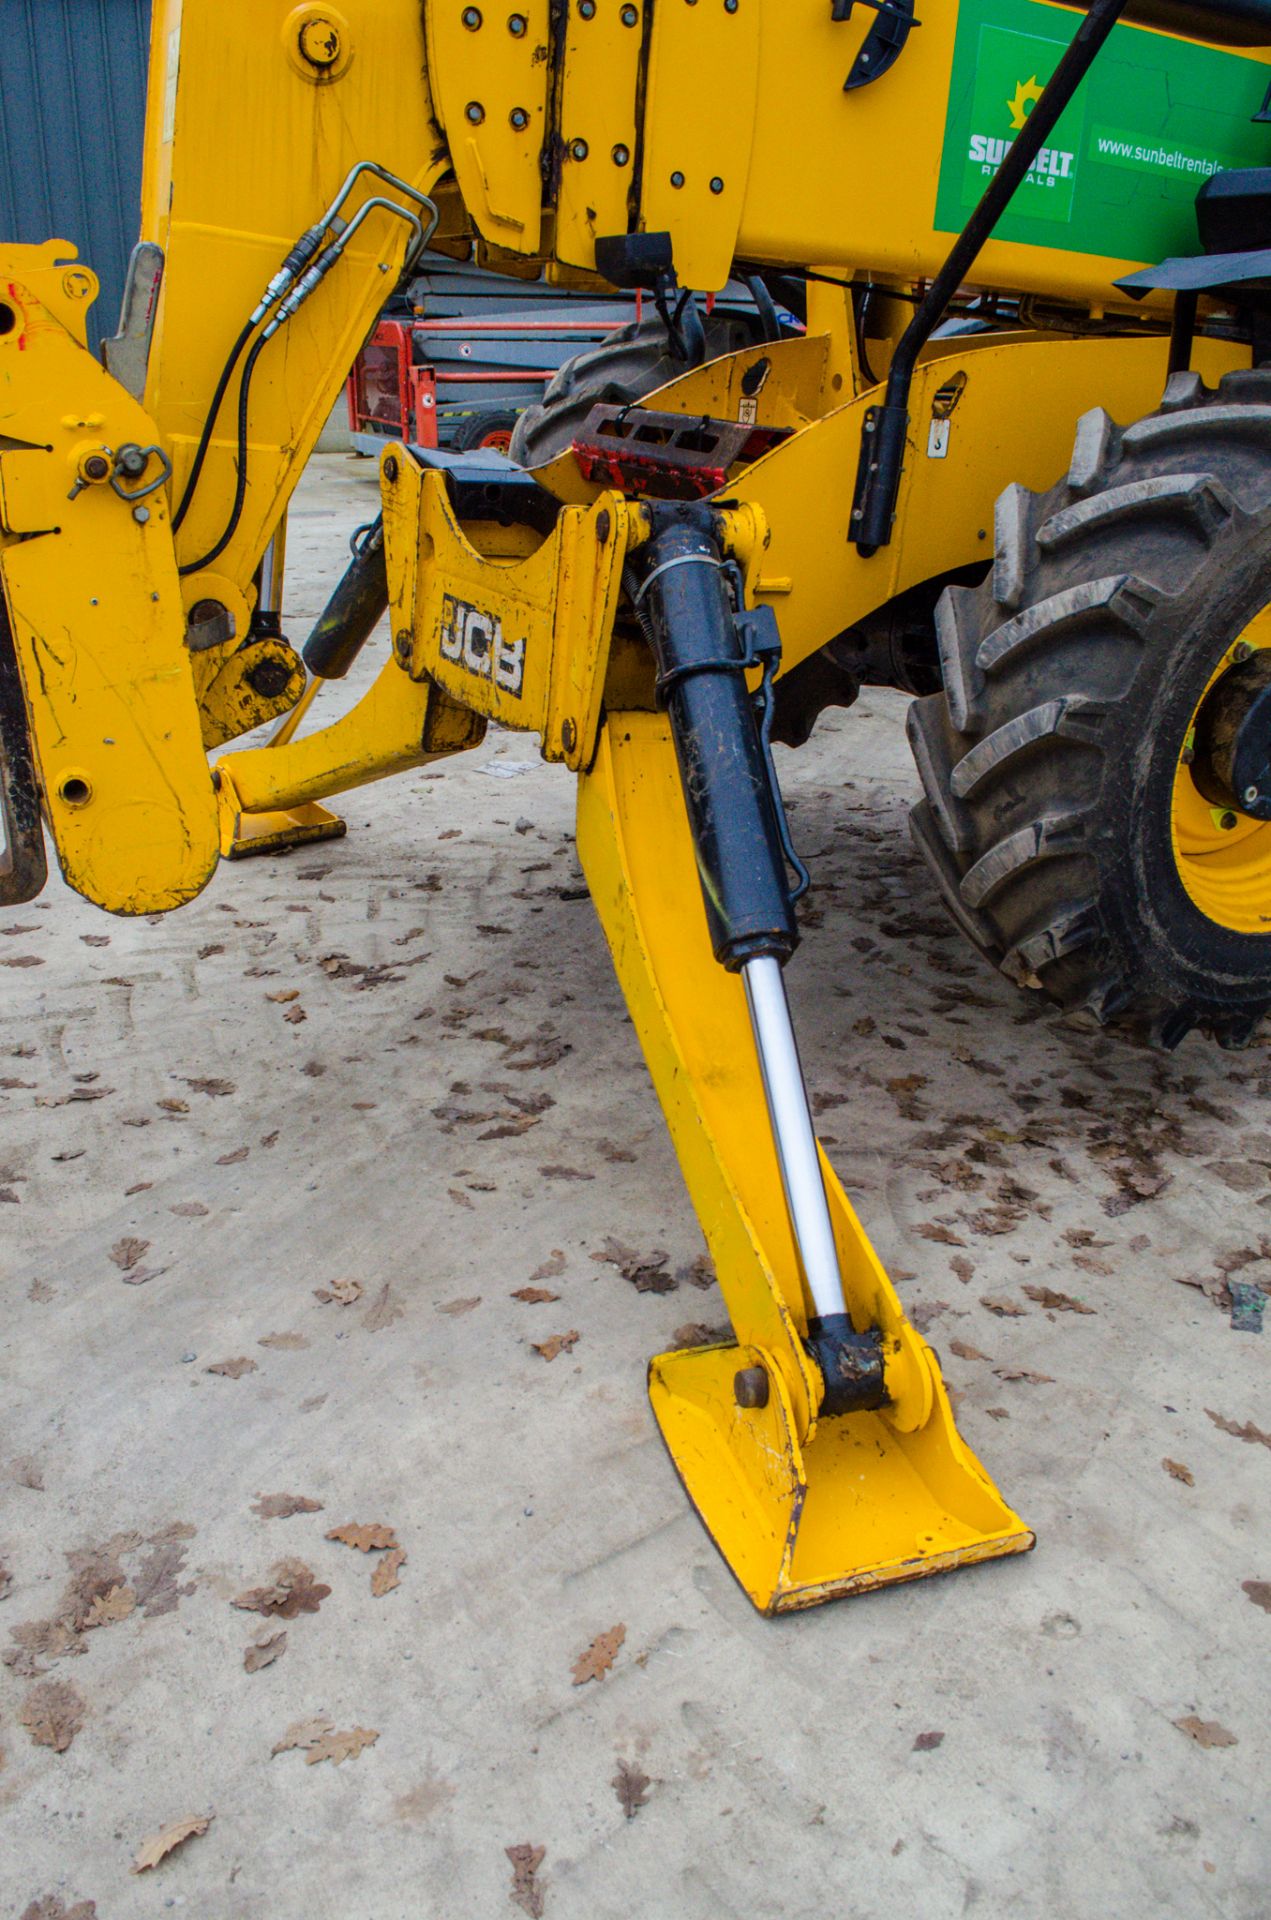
[
  {"xmin": 178, "ymin": 327, "xmax": 269, "ymax": 577},
  {"xmin": 300, "ymin": 519, "xmax": 388, "ymax": 680},
  {"xmin": 170, "ymin": 318, "xmax": 256, "ymax": 532}
]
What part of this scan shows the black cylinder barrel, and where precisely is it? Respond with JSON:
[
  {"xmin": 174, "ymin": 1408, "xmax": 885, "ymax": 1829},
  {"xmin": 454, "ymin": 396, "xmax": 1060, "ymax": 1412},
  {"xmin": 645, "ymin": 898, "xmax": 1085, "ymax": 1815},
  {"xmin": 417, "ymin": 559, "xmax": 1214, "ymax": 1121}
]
[
  {"xmin": 625, "ymin": 504, "xmax": 799, "ymax": 971},
  {"xmin": 301, "ymin": 519, "xmax": 389, "ymax": 681}
]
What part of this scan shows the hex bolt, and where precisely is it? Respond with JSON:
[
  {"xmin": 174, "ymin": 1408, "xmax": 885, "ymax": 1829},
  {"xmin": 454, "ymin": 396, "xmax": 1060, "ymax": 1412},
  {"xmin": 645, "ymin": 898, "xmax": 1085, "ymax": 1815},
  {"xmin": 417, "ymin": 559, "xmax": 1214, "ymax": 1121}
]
[
  {"xmin": 462, "ymin": 5, "xmax": 482, "ymax": 24},
  {"xmin": 620, "ymin": 2, "xmax": 638, "ymax": 20},
  {"xmin": 670, "ymin": 170, "xmax": 685, "ymax": 188},
  {"xmin": 133, "ymin": 506, "xmax": 150, "ymax": 524},
  {"xmin": 383, "ymin": 454, "xmax": 399, "ymax": 483},
  {"xmin": 710, "ymin": 176, "xmax": 724, "ymax": 194},
  {"xmin": 570, "ymin": 138, "xmax": 589, "ymax": 161},
  {"xmin": 579, "ymin": 0, "xmax": 596, "ymax": 15},
  {"xmin": 510, "ymin": 107, "xmax": 530, "ymax": 129},
  {"xmin": 83, "ymin": 454, "xmax": 110, "ymax": 482},
  {"xmin": 734, "ymin": 1366, "xmax": 769, "ymax": 1410},
  {"xmin": 1232, "ymin": 640, "xmax": 1254, "ymax": 664},
  {"xmin": 612, "ymin": 143, "xmax": 631, "ymax": 166},
  {"xmin": 466, "ymin": 100, "xmax": 485, "ymax": 124},
  {"xmin": 508, "ymin": 10, "xmax": 527, "ymax": 31}
]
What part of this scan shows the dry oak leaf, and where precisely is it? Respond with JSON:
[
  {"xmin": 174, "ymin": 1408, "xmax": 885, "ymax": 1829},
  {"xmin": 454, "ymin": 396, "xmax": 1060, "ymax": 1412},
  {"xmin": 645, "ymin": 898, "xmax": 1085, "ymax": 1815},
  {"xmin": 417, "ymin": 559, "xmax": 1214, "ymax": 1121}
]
[
  {"xmin": 948, "ymin": 1340, "xmax": 991, "ymax": 1362},
  {"xmin": 326, "ymin": 1522, "xmax": 399, "ymax": 1553},
  {"xmin": 1205, "ymin": 1409, "xmax": 1271, "ymax": 1448},
  {"xmin": 20, "ymin": 1680, "xmax": 86, "ymax": 1752},
  {"xmin": 251, "ymin": 1492, "xmax": 323, "ymax": 1519},
  {"xmin": 257, "ymin": 1331, "xmax": 309, "ymax": 1351},
  {"xmin": 267, "ymin": 989, "xmax": 300, "ymax": 1003},
  {"xmin": 1023, "ymin": 1285, "xmax": 1095, "ymax": 1314},
  {"xmin": 612, "ymin": 1757, "xmax": 651, "ymax": 1819},
  {"xmin": 363, "ymin": 1282, "xmax": 405, "ymax": 1332},
  {"xmin": 436, "ymin": 1296, "xmax": 481, "ymax": 1315},
  {"xmin": 913, "ymin": 1730, "xmax": 945, "ymax": 1752},
  {"xmin": 205, "ymin": 1356, "xmax": 258, "ymax": 1378},
  {"xmin": 313, "ymin": 1277, "xmax": 362, "ymax": 1305},
  {"xmin": 305, "ymin": 1725, "xmax": 379, "ymax": 1766},
  {"xmin": 1242, "ymin": 1579, "xmax": 1271, "ymax": 1613},
  {"xmin": 980, "ymin": 1296, "xmax": 1027, "ymax": 1317},
  {"xmin": 109, "ymin": 1237, "xmax": 150, "ymax": 1272},
  {"xmin": 232, "ymin": 1558, "xmax": 330, "ymax": 1619},
  {"xmin": 83, "ymin": 1585, "xmax": 136, "ymax": 1628},
  {"xmin": 534, "ymin": 1329, "xmax": 580, "ymax": 1362},
  {"xmin": 271, "ymin": 1715, "xmax": 334, "ymax": 1756},
  {"xmin": 131, "ymin": 1814, "xmax": 211, "ymax": 1874},
  {"xmin": 1163, "ymin": 1459, "xmax": 1195, "ymax": 1486},
  {"xmin": 572, "ymin": 1622, "xmax": 626, "ymax": 1685},
  {"xmin": 244, "ymin": 1630, "xmax": 287, "ymax": 1673},
  {"xmin": 506, "ymin": 1843, "xmax": 546, "ymax": 1920},
  {"xmin": 217, "ymin": 1146, "xmax": 249, "ymax": 1166},
  {"xmin": 20, "ymin": 1899, "xmax": 97, "ymax": 1920},
  {"xmin": 993, "ymin": 1367, "xmax": 1055, "ymax": 1385},
  {"xmin": 529, "ymin": 1250, "xmax": 566, "ymax": 1282},
  {"xmin": 1173, "ymin": 1715, "xmax": 1238, "ymax": 1749},
  {"xmin": 511, "ymin": 1287, "xmax": 560, "ymax": 1304},
  {"xmin": 283, "ymin": 1005, "xmax": 307, "ymax": 1025},
  {"xmin": 371, "ymin": 1549, "xmax": 407, "ymax": 1598}
]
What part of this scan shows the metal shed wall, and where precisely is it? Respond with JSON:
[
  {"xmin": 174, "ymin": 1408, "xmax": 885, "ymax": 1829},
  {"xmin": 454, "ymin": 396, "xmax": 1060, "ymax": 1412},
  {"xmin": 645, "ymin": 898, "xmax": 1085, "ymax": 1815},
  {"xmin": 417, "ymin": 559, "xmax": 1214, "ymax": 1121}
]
[{"xmin": 0, "ymin": 0, "xmax": 152, "ymax": 347}]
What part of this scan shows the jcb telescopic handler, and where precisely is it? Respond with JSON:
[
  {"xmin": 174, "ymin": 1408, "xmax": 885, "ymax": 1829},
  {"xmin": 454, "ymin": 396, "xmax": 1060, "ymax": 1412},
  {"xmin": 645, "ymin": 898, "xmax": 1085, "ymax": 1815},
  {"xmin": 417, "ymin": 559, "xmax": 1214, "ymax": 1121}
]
[{"xmin": 2, "ymin": 0, "xmax": 1269, "ymax": 1610}]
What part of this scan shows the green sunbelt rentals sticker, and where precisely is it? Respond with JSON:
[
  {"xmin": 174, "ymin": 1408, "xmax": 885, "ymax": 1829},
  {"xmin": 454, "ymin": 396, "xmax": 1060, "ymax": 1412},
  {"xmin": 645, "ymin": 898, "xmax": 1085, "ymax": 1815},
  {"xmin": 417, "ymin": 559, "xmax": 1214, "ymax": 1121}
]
[{"xmin": 935, "ymin": 0, "xmax": 1271, "ymax": 262}]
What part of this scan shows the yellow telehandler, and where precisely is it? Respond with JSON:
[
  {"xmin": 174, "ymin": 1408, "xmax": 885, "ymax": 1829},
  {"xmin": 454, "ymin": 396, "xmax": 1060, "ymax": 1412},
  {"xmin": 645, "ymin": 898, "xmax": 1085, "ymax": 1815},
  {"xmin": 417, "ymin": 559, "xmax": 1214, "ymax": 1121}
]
[{"xmin": 2, "ymin": 0, "xmax": 1269, "ymax": 1611}]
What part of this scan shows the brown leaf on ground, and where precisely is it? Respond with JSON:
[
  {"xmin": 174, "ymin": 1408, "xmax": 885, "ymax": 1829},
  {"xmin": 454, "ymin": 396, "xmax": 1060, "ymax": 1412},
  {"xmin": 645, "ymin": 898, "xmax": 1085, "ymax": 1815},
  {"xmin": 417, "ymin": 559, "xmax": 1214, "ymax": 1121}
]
[
  {"xmin": 1205, "ymin": 1409, "xmax": 1271, "ymax": 1448},
  {"xmin": 511, "ymin": 1287, "xmax": 560, "ymax": 1304},
  {"xmin": 980, "ymin": 1296, "xmax": 1027, "ymax": 1317},
  {"xmin": 1071, "ymin": 1253, "xmax": 1114, "ymax": 1278},
  {"xmin": 20, "ymin": 1897, "xmax": 97, "ymax": 1920},
  {"xmin": 533, "ymin": 1330, "xmax": 580, "ymax": 1362},
  {"xmin": 132, "ymin": 1540, "xmax": 195, "ymax": 1619},
  {"xmin": 283, "ymin": 1005, "xmax": 307, "ymax": 1025},
  {"xmin": 169, "ymin": 1201, "xmax": 209, "ymax": 1218},
  {"xmin": 83, "ymin": 1586, "xmax": 135, "ymax": 1628},
  {"xmin": 948, "ymin": 1340, "xmax": 991, "ymax": 1362},
  {"xmin": 1173, "ymin": 1715, "xmax": 1237, "ymax": 1749},
  {"xmin": 506, "ymin": 1843, "xmax": 546, "ymax": 1919},
  {"xmin": 257, "ymin": 1331, "xmax": 310, "ymax": 1351},
  {"xmin": 363, "ymin": 1282, "xmax": 405, "ymax": 1332},
  {"xmin": 313, "ymin": 1277, "xmax": 362, "ymax": 1305},
  {"xmin": 993, "ymin": 1367, "xmax": 1054, "ymax": 1385},
  {"xmin": 305, "ymin": 1725, "xmax": 379, "ymax": 1767},
  {"xmin": 271, "ymin": 1715, "xmax": 334, "ymax": 1756},
  {"xmin": 233, "ymin": 1558, "xmax": 330, "ymax": 1619},
  {"xmin": 1, "ymin": 953, "xmax": 43, "ymax": 967},
  {"xmin": 915, "ymin": 1223, "xmax": 966, "ymax": 1247},
  {"xmin": 244, "ymin": 1630, "xmax": 287, "ymax": 1673},
  {"xmin": 529, "ymin": 1251, "xmax": 566, "ymax": 1282},
  {"xmin": 1163, "ymin": 1459, "xmax": 1195, "ymax": 1486},
  {"xmin": 672, "ymin": 1322, "xmax": 717, "ymax": 1347},
  {"xmin": 1022, "ymin": 1285, "xmax": 1095, "ymax": 1314},
  {"xmin": 217, "ymin": 1146, "xmax": 249, "ymax": 1166},
  {"xmin": 1242, "ymin": 1579, "xmax": 1271, "ymax": 1613},
  {"xmin": 267, "ymin": 989, "xmax": 300, "ymax": 1004},
  {"xmin": 447, "ymin": 1187, "xmax": 475, "ymax": 1211},
  {"xmin": 205, "ymin": 1356, "xmax": 258, "ymax": 1378},
  {"xmin": 157, "ymin": 1098, "xmax": 188, "ymax": 1114},
  {"xmin": 131, "ymin": 1815, "xmax": 211, "ymax": 1873},
  {"xmin": 950, "ymin": 1255, "xmax": 975, "ymax": 1285},
  {"xmin": 109, "ymin": 1237, "xmax": 150, "ymax": 1272},
  {"xmin": 436, "ymin": 1296, "xmax": 481, "ymax": 1315},
  {"xmin": 371, "ymin": 1549, "xmax": 406, "ymax": 1598},
  {"xmin": 612, "ymin": 1757, "xmax": 651, "ymax": 1819},
  {"xmin": 182, "ymin": 1076, "xmax": 235, "ymax": 1097},
  {"xmin": 572, "ymin": 1622, "xmax": 625, "ymax": 1685},
  {"xmin": 913, "ymin": 1730, "xmax": 945, "ymax": 1751},
  {"xmin": 592, "ymin": 1237, "xmax": 676, "ymax": 1292},
  {"xmin": 326, "ymin": 1523, "xmax": 399, "ymax": 1553},
  {"xmin": 251, "ymin": 1493, "xmax": 323, "ymax": 1519},
  {"xmin": 0, "ymin": 1559, "xmax": 11, "ymax": 1600},
  {"xmin": 20, "ymin": 1680, "xmax": 86, "ymax": 1752}
]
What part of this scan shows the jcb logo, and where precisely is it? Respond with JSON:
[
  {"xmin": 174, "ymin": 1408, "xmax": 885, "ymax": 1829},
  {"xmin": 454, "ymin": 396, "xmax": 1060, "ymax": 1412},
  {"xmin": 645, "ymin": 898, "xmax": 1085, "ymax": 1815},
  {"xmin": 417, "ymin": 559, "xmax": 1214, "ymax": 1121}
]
[{"xmin": 438, "ymin": 593, "xmax": 526, "ymax": 698}]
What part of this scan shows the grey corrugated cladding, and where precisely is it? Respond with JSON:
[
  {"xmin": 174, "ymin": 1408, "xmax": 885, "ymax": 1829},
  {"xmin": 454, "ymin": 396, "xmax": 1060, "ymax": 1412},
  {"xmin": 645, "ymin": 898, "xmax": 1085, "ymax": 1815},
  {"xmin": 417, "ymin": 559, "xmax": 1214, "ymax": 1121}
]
[{"xmin": 0, "ymin": 0, "xmax": 152, "ymax": 349}]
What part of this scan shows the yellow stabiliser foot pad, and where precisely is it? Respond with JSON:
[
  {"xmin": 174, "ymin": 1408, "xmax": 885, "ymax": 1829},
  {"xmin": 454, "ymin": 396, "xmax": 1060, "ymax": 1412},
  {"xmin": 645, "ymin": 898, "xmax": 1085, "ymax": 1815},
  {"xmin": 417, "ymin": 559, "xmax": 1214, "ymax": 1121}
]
[
  {"xmin": 223, "ymin": 803, "xmax": 347, "ymax": 859},
  {"xmin": 650, "ymin": 1341, "xmax": 1034, "ymax": 1615}
]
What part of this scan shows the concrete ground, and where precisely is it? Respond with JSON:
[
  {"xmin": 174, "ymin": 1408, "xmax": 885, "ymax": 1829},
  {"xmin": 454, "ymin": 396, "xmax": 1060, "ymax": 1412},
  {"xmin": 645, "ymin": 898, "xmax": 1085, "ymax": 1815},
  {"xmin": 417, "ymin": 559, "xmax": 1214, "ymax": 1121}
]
[{"xmin": 2, "ymin": 455, "xmax": 1268, "ymax": 1920}]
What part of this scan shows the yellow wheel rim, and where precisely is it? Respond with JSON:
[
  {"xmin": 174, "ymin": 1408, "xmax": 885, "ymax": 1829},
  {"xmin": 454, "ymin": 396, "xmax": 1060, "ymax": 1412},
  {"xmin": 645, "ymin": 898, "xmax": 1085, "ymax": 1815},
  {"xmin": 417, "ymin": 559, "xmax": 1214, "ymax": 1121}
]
[{"xmin": 1171, "ymin": 605, "xmax": 1271, "ymax": 936}]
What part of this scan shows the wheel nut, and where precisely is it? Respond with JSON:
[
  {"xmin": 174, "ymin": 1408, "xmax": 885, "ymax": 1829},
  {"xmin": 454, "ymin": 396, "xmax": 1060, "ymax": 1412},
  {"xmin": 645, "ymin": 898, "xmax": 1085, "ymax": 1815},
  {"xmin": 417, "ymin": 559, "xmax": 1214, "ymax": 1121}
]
[
  {"xmin": 734, "ymin": 1365, "xmax": 769, "ymax": 1410},
  {"xmin": 1232, "ymin": 640, "xmax": 1254, "ymax": 664}
]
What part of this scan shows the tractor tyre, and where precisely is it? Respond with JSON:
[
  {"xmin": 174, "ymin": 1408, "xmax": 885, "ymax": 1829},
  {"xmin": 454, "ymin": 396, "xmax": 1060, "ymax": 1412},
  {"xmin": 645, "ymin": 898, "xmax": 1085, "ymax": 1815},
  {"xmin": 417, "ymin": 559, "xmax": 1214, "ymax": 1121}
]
[
  {"xmin": 508, "ymin": 311, "xmax": 761, "ymax": 469},
  {"xmin": 451, "ymin": 408, "xmax": 520, "ymax": 454},
  {"xmin": 907, "ymin": 366, "xmax": 1271, "ymax": 1048}
]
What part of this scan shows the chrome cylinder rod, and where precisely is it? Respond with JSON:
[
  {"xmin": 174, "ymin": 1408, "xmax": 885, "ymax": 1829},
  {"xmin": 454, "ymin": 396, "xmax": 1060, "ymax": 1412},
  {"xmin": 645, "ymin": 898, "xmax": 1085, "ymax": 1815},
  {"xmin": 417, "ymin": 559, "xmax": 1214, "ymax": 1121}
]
[{"xmin": 742, "ymin": 953, "xmax": 846, "ymax": 1322}]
